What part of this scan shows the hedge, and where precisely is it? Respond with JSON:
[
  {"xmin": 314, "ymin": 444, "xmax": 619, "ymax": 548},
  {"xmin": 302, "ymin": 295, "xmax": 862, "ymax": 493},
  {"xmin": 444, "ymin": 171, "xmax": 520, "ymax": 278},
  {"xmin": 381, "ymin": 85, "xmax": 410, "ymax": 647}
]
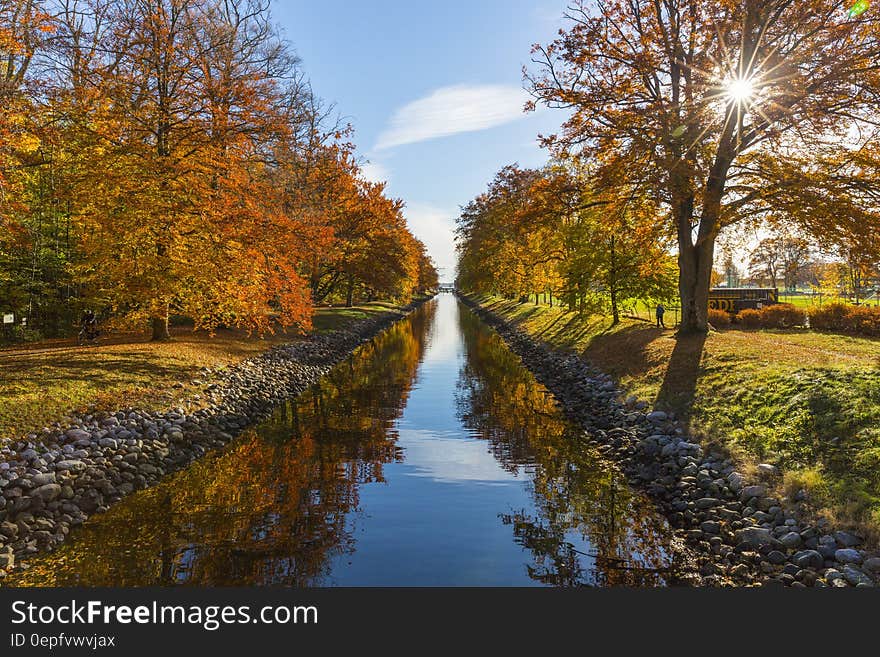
[{"xmin": 731, "ymin": 302, "xmax": 880, "ymax": 337}]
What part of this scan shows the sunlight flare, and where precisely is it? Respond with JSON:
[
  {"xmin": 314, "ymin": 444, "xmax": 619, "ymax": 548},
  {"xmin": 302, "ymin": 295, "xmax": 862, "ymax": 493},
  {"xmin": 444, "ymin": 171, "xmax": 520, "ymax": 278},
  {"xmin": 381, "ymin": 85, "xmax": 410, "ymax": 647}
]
[{"xmin": 726, "ymin": 77, "xmax": 755, "ymax": 104}]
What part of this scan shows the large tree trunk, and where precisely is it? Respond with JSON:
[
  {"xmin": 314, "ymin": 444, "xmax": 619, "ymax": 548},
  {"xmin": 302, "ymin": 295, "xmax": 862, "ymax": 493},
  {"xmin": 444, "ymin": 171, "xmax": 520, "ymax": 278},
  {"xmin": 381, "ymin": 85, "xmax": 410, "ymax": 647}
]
[
  {"xmin": 677, "ymin": 143, "xmax": 730, "ymax": 334},
  {"xmin": 678, "ymin": 239, "xmax": 715, "ymax": 333}
]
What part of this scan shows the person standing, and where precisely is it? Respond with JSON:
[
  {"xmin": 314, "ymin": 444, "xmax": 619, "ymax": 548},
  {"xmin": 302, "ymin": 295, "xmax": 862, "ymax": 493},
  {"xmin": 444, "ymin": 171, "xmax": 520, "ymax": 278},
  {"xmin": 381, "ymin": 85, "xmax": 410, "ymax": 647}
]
[{"xmin": 655, "ymin": 303, "xmax": 666, "ymax": 328}]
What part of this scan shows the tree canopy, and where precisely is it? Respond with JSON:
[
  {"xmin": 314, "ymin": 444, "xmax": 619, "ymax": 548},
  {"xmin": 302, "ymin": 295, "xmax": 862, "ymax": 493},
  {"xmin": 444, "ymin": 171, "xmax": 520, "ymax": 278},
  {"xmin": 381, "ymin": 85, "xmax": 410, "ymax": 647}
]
[
  {"xmin": 526, "ymin": 0, "xmax": 880, "ymax": 331},
  {"xmin": 0, "ymin": 0, "xmax": 437, "ymax": 341}
]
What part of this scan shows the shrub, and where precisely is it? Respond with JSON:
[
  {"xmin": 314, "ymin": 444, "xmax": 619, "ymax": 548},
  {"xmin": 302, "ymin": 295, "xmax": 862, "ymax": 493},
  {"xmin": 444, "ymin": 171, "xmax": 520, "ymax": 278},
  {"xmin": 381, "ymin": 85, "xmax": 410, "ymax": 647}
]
[
  {"xmin": 808, "ymin": 303, "xmax": 850, "ymax": 332},
  {"xmin": 737, "ymin": 308, "xmax": 762, "ymax": 328},
  {"xmin": 845, "ymin": 305, "xmax": 880, "ymax": 337},
  {"xmin": 760, "ymin": 303, "xmax": 805, "ymax": 329},
  {"xmin": 707, "ymin": 308, "xmax": 731, "ymax": 328}
]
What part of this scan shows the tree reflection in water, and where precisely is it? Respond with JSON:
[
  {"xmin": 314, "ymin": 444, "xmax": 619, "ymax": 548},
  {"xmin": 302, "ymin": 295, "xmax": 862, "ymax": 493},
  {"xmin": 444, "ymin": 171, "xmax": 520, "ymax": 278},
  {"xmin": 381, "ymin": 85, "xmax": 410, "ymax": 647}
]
[
  {"xmin": 9, "ymin": 308, "xmax": 434, "ymax": 587},
  {"xmin": 9, "ymin": 300, "xmax": 681, "ymax": 588},
  {"xmin": 455, "ymin": 308, "xmax": 680, "ymax": 587}
]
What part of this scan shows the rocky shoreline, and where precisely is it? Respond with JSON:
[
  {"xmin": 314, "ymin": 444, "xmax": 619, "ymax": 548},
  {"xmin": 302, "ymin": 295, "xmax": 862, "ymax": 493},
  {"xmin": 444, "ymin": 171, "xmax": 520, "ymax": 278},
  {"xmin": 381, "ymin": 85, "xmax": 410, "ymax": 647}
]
[
  {"xmin": 459, "ymin": 294, "xmax": 879, "ymax": 587},
  {"xmin": 0, "ymin": 298, "xmax": 431, "ymax": 581}
]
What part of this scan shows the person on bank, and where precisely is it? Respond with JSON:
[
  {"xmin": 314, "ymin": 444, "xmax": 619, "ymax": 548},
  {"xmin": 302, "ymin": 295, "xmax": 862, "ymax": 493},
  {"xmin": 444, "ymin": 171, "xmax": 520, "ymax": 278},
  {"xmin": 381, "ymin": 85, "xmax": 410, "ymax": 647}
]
[
  {"xmin": 655, "ymin": 303, "xmax": 666, "ymax": 328},
  {"xmin": 81, "ymin": 309, "xmax": 98, "ymax": 339}
]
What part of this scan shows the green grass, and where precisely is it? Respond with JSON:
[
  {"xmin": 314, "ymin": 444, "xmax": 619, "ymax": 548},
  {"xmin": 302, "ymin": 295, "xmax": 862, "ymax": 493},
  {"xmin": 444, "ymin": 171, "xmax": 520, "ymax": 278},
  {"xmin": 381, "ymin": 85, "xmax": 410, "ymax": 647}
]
[
  {"xmin": 776, "ymin": 292, "xmax": 880, "ymax": 309},
  {"xmin": 0, "ymin": 302, "xmax": 404, "ymax": 443},
  {"xmin": 478, "ymin": 294, "xmax": 880, "ymax": 539},
  {"xmin": 311, "ymin": 301, "xmax": 401, "ymax": 333}
]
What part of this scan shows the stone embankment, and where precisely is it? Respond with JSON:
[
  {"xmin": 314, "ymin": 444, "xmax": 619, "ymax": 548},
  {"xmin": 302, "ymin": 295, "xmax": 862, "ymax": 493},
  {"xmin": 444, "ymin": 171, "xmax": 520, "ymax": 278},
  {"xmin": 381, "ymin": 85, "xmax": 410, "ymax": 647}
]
[
  {"xmin": 459, "ymin": 294, "xmax": 879, "ymax": 588},
  {"xmin": 0, "ymin": 299, "xmax": 430, "ymax": 580}
]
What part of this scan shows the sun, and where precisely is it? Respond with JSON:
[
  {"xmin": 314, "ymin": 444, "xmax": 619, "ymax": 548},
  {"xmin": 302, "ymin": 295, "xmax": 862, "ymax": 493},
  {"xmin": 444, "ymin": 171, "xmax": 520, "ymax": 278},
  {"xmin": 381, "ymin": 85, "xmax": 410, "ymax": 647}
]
[{"xmin": 726, "ymin": 77, "xmax": 755, "ymax": 104}]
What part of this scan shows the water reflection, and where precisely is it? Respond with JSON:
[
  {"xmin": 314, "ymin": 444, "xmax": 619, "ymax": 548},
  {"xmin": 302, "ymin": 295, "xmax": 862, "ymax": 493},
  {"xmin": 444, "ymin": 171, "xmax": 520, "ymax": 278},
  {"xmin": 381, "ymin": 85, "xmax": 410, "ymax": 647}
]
[
  {"xmin": 8, "ymin": 297, "xmax": 679, "ymax": 587},
  {"xmin": 455, "ymin": 309, "xmax": 677, "ymax": 586},
  {"xmin": 9, "ymin": 310, "xmax": 433, "ymax": 586}
]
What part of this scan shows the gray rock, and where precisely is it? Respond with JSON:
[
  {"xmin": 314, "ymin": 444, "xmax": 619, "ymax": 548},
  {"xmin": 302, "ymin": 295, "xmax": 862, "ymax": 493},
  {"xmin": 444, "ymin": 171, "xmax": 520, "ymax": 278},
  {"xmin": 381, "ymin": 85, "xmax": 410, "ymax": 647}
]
[
  {"xmin": 757, "ymin": 463, "xmax": 778, "ymax": 476},
  {"xmin": 766, "ymin": 550, "xmax": 787, "ymax": 565},
  {"xmin": 31, "ymin": 472, "xmax": 56, "ymax": 486},
  {"xmin": 55, "ymin": 459, "xmax": 86, "ymax": 472},
  {"xmin": 843, "ymin": 565, "xmax": 873, "ymax": 587},
  {"xmin": 727, "ymin": 471, "xmax": 744, "ymax": 492},
  {"xmin": 834, "ymin": 548, "xmax": 863, "ymax": 564},
  {"xmin": 863, "ymin": 557, "xmax": 880, "ymax": 573},
  {"xmin": 740, "ymin": 485, "xmax": 766, "ymax": 500},
  {"xmin": 695, "ymin": 498, "xmax": 720, "ymax": 510},
  {"xmin": 0, "ymin": 521, "xmax": 18, "ymax": 539},
  {"xmin": 834, "ymin": 531, "xmax": 862, "ymax": 548},
  {"xmin": 647, "ymin": 411, "xmax": 668, "ymax": 423},
  {"xmin": 779, "ymin": 532, "xmax": 802, "ymax": 549},
  {"xmin": 791, "ymin": 550, "xmax": 824, "ymax": 569},
  {"xmin": 735, "ymin": 527, "xmax": 782, "ymax": 549},
  {"xmin": 65, "ymin": 429, "xmax": 91, "ymax": 442},
  {"xmin": 30, "ymin": 483, "xmax": 62, "ymax": 502}
]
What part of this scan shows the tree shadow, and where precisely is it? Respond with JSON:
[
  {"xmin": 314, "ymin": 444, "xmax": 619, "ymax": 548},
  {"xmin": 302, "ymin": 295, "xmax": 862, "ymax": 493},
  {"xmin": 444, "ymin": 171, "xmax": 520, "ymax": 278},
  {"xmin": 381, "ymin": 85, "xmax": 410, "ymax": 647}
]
[
  {"xmin": 586, "ymin": 324, "xmax": 667, "ymax": 380},
  {"xmin": 654, "ymin": 332, "xmax": 707, "ymax": 421}
]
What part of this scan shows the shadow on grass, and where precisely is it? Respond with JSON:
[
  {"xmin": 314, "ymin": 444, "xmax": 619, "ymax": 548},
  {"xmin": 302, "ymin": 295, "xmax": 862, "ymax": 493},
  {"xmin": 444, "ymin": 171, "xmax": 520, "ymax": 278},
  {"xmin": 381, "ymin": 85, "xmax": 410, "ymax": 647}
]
[
  {"xmin": 584, "ymin": 323, "xmax": 668, "ymax": 380},
  {"xmin": 654, "ymin": 332, "xmax": 707, "ymax": 421}
]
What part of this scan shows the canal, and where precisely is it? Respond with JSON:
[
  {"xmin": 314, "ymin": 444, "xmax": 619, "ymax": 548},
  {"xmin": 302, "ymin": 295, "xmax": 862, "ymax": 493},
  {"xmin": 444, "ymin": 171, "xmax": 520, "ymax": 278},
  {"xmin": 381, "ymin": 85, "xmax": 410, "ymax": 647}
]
[{"xmin": 9, "ymin": 295, "xmax": 681, "ymax": 586}]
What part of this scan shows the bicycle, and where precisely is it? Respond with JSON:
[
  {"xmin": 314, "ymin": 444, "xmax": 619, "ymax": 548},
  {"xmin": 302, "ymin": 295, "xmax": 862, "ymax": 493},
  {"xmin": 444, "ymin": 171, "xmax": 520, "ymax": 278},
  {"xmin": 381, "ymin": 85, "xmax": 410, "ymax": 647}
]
[{"xmin": 77, "ymin": 324, "xmax": 101, "ymax": 346}]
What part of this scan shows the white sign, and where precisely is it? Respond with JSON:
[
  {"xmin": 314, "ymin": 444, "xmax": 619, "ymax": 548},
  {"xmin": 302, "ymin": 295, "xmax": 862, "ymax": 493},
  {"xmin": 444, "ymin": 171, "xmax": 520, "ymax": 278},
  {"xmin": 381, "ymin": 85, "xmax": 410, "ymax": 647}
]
[{"xmin": 2, "ymin": 314, "xmax": 13, "ymax": 325}]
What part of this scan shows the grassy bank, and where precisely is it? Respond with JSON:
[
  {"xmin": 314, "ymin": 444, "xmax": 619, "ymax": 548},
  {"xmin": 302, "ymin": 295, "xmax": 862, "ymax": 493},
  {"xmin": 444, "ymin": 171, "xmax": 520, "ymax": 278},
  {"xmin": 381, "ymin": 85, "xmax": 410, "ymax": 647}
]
[
  {"xmin": 475, "ymin": 294, "xmax": 880, "ymax": 538},
  {"xmin": 0, "ymin": 302, "xmax": 402, "ymax": 442}
]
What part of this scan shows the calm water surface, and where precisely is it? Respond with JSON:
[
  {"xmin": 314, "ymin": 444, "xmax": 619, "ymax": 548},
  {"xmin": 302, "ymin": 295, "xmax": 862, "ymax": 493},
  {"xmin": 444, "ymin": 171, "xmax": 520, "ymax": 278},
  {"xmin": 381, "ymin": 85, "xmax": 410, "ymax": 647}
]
[{"xmin": 11, "ymin": 295, "xmax": 681, "ymax": 586}]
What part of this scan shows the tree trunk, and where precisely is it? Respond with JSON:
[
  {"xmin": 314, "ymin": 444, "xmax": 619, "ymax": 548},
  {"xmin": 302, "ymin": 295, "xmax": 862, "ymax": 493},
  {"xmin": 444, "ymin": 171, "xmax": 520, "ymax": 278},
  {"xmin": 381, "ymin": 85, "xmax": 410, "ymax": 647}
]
[
  {"xmin": 678, "ymin": 239, "xmax": 715, "ymax": 334},
  {"xmin": 151, "ymin": 311, "xmax": 170, "ymax": 341},
  {"xmin": 610, "ymin": 284, "xmax": 619, "ymax": 325},
  {"xmin": 677, "ymin": 143, "xmax": 730, "ymax": 333},
  {"xmin": 345, "ymin": 275, "xmax": 354, "ymax": 308}
]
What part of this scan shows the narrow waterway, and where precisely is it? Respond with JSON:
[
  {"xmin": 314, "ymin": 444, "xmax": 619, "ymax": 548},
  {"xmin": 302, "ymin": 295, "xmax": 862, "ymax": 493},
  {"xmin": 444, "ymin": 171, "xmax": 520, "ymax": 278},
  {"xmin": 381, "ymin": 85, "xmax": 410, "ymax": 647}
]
[{"xmin": 10, "ymin": 295, "xmax": 682, "ymax": 586}]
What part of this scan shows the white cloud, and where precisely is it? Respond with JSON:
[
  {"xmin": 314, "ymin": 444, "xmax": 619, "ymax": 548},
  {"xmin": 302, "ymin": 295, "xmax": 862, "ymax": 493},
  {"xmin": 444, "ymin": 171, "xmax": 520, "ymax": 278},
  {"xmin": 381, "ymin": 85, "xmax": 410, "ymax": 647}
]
[
  {"xmin": 398, "ymin": 429, "xmax": 520, "ymax": 484},
  {"xmin": 375, "ymin": 84, "xmax": 531, "ymax": 151},
  {"xmin": 360, "ymin": 160, "xmax": 391, "ymax": 185},
  {"xmin": 405, "ymin": 202, "xmax": 458, "ymax": 282}
]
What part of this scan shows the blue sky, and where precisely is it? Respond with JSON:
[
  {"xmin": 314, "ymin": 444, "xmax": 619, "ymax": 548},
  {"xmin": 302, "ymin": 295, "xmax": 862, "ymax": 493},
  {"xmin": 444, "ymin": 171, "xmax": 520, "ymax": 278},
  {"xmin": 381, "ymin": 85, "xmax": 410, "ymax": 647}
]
[{"xmin": 274, "ymin": 0, "xmax": 568, "ymax": 281}]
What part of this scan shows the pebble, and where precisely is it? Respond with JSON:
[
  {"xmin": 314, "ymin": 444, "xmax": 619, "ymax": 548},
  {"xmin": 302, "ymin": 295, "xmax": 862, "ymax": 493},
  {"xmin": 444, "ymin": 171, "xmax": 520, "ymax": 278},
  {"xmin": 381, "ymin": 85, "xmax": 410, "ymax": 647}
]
[
  {"xmin": 0, "ymin": 300, "xmax": 428, "ymax": 576},
  {"xmin": 834, "ymin": 548, "xmax": 863, "ymax": 564},
  {"xmin": 843, "ymin": 565, "xmax": 873, "ymax": 587},
  {"xmin": 461, "ymin": 297, "xmax": 880, "ymax": 589}
]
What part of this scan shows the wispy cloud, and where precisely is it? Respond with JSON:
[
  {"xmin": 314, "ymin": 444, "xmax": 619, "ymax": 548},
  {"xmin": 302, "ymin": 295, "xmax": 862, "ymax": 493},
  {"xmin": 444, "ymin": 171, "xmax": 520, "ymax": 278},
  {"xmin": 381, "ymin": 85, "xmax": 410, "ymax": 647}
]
[
  {"xmin": 404, "ymin": 202, "xmax": 458, "ymax": 280},
  {"xmin": 375, "ymin": 84, "xmax": 531, "ymax": 151},
  {"xmin": 360, "ymin": 160, "xmax": 391, "ymax": 185}
]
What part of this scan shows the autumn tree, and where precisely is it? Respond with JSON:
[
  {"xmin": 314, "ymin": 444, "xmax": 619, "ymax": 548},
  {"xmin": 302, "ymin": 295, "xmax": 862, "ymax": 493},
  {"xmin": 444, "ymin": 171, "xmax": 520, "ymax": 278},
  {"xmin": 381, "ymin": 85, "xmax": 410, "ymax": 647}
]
[
  {"xmin": 0, "ymin": 2, "xmax": 50, "ymax": 299},
  {"xmin": 527, "ymin": 0, "xmax": 880, "ymax": 332},
  {"xmin": 456, "ymin": 163, "xmax": 676, "ymax": 321},
  {"xmin": 51, "ymin": 0, "xmax": 319, "ymax": 338},
  {"xmin": 2, "ymin": 0, "xmax": 434, "ymax": 343},
  {"xmin": 456, "ymin": 165, "xmax": 566, "ymax": 303},
  {"xmin": 413, "ymin": 239, "xmax": 439, "ymax": 295}
]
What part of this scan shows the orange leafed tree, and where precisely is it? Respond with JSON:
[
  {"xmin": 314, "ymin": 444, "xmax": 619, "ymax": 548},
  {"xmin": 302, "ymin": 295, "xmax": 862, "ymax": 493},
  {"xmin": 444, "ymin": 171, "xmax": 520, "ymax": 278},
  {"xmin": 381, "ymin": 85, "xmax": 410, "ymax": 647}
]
[
  {"xmin": 527, "ymin": 0, "xmax": 880, "ymax": 332},
  {"xmin": 57, "ymin": 0, "xmax": 315, "ymax": 338}
]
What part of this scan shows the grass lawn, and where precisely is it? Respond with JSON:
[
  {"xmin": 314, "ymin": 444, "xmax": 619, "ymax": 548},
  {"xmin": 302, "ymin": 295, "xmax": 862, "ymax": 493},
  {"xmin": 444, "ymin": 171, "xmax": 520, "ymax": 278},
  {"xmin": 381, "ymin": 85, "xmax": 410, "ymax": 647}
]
[
  {"xmin": 477, "ymin": 294, "xmax": 880, "ymax": 538},
  {"xmin": 775, "ymin": 292, "xmax": 880, "ymax": 309},
  {"xmin": 0, "ymin": 302, "xmax": 399, "ymax": 443}
]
